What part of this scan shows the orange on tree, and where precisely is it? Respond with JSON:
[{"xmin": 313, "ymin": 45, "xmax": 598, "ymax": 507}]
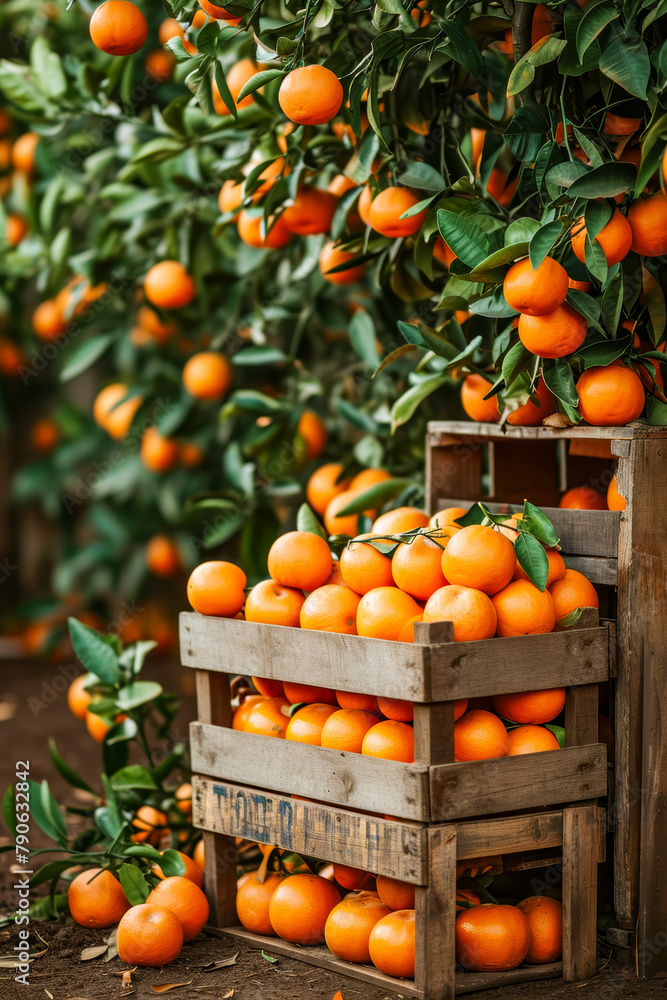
[
  {"xmin": 136, "ymin": 305, "xmax": 176, "ymax": 344},
  {"xmin": 627, "ymin": 191, "xmax": 667, "ymax": 257},
  {"xmin": 332, "ymin": 864, "xmax": 375, "ymax": 890},
  {"xmin": 6, "ymin": 213, "xmax": 28, "ymax": 246},
  {"xmin": 358, "ymin": 184, "xmax": 375, "ymax": 227},
  {"xmin": 282, "ymin": 186, "xmax": 338, "ymax": 235},
  {"xmin": 368, "ymin": 187, "xmax": 428, "ymax": 238},
  {"xmin": 368, "ymin": 909, "xmax": 416, "ymax": 979},
  {"xmin": 144, "ymin": 261, "xmax": 196, "ymax": 310},
  {"xmin": 12, "ymin": 131, "xmax": 39, "ymax": 174},
  {"xmin": 372, "ymin": 507, "xmax": 429, "ymax": 534},
  {"xmin": 268, "ymin": 530, "xmax": 333, "ymax": 591},
  {"xmin": 159, "ymin": 17, "xmax": 197, "ymax": 56},
  {"xmin": 340, "ymin": 534, "xmax": 394, "ymax": 594},
  {"xmin": 362, "ymin": 719, "xmax": 414, "ymax": 762},
  {"xmin": 491, "ymin": 579, "xmax": 556, "ymax": 637},
  {"xmin": 147, "ymin": 875, "xmax": 209, "ymax": 941},
  {"xmin": 607, "ymin": 473, "xmax": 626, "ymax": 510},
  {"xmin": 440, "ymin": 524, "xmax": 515, "ymax": 596},
  {"xmin": 503, "ymin": 256, "xmax": 568, "ymax": 316},
  {"xmin": 349, "ymin": 467, "xmax": 391, "ymax": 492},
  {"xmin": 141, "ymin": 426, "xmax": 180, "ymax": 473},
  {"xmin": 376, "ymin": 875, "xmax": 415, "ymax": 911},
  {"xmin": 306, "ymin": 463, "xmax": 351, "ymax": 515},
  {"xmin": 218, "ymin": 178, "xmax": 245, "ymax": 215},
  {"xmin": 89, "ymin": 0, "xmax": 148, "ymax": 56},
  {"xmin": 145, "ymin": 49, "xmax": 176, "ymax": 82},
  {"xmin": 516, "ymin": 896, "xmax": 563, "ymax": 963},
  {"xmin": 323, "ymin": 489, "xmax": 365, "ymax": 536},
  {"xmin": 199, "ymin": 0, "xmax": 242, "ymax": 22},
  {"xmin": 297, "ymin": 410, "xmax": 328, "ymax": 461},
  {"xmin": 269, "ymin": 874, "xmax": 342, "ymax": 944},
  {"xmin": 175, "ymin": 783, "xmax": 193, "ymax": 816},
  {"xmin": 300, "ymin": 584, "xmax": 360, "ymax": 634},
  {"xmin": 244, "ymin": 579, "xmax": 305, "ymax": 626},
  {"xmin": 213, "ymin": 59, "xmax": 265, "ymax": 114},
  {"xmin": 514, "ymin": 547, "xmax": 565, "ymax": 587},
  {"xmin": 86, "ymin": 710, "xmax": 127, "ymax": 742},
  {"xmin": 186, "ymin": 560, "xmax": 247, "ymax": 617},
  {"xmin": 571, "ymin": 209, "xmax": 632, "ymax": 266},
  {"xmin": 433, "ymin": 236, "xmax": 456, "ymax": 267},
  {"xmin": 454, "ymin": 709, "xmax": 509, "ymax": 761},
  {"xmin": 518, "ymin": 304, "xmax": 588, "ymax": 358},
  {"xmin": 492, "ymin": 688, "xmax": 566, "ymax": 724},
  {"xmin": 68, "ymin": 868, "xmax": 131, "ymax": 928},
  {"xmin": 559, "ymin": 485, "xmax": 607, "ymax": 509},
  {"xmin": 131, "ymin": 805, "xmax": 168, "ymax": 845},
  {"xmin": 183, "ymin": 352, "xmax": 233, "ymax": 400},
  {"xmin": 244, "ymin": 697, "xmax": 290, "ymax": 737},
  {"xmin": 278, "ymin": 66, "xmax": 344, "ymax": 125},
  {"xmin": 237, "ymin": 209, "xmax": 291, "ymax": 249},
  {"xmin": 456, "ymin": 904, "xmax": 531, "ymax": 971},
  {"xmin": 549, "ymin": 568, "xmax": 599, "ymax": 622},
  {"xmin": 328, "ymin": 174, "xmax": 357, "ymax": 196},
  {"xmin": 285, "ymin": 703, "xmax": 338, "ymax": 744},
  {"xmin": 236, "ymin": 872, "xmax": 286, "ymax": 935},
  {"xmin": 391, "ymin": 533, "xmax": 449, "ymax": 600},
  {"xmin": 32, "ymin": 299, "xmax": 65, "ymax": 340},
  {"xmin": 152, "ymin": 851, "xmax": 204, "ymax": 889},
  {"xmin": 423, "ymin": 584, "xmax": 497, "ymax": 641},
  {"xmin": 325, "ymin": 891, "xmax": 391, "ymax": 964},
  {"xmin": 67, "ymin": 674, "xmax": 93, "ymax": 720},
  {"xmin": 356, "ymin": 586, "xmax": 422, "ymax": 640},
  {"xmin": 146, "ymin": 535, "xmax": 180, "ymax": 577},
  {"xmin": 576, "ymin": 364, "xmax": 645, "ymax": 425},
  {"xmin": 604, "ymin": 112, "xmax": 642, "ymax": 136},
  {"xmin": 319, "ymin": 242, "xmax": 365, "ymax": 284},
  {"xmin": 461, "ymin": 374, "xmax": 500, "ymax": 423},
  {"xmin": 508, "ymin": 724, "xmax": 560, "ymax": 755},
  {"xmin": 504, "ymin": 377, "xmax": 556, "ymax": 425},
  {"xmin": 117, "ymin": 903, "xmax": 184, "ymax": 967},
  {"xmin": 320, "ymin": 708, "xmax": 378, "ymax": 753}
]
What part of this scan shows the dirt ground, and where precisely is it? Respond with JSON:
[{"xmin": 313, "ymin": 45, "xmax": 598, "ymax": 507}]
[{"xmin": 0, "ymin": 655, "xmax": 664, "ymax": 1000}]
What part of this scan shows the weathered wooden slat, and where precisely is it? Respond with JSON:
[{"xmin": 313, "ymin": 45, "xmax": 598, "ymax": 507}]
[
  {"xmin": 562, "ymin": 804, "xmax": 599, "ymax": 981},
  {"xmin": 562, "ymin": 554, "xmax": 617, "ymax": 586},
  {"xmin": 455, "ymin": 810, "xmax": 563, "ymax": 857},
  {"xmin": 190, "ymin": 723, "xmax": 430, "ymax": 821},
  {"xmin": 429, "ymin": 744, "xmax": 607, "ymax": 821},
  {"xmin": 192, "ymin": 777, "xmax": 428, "ymax": 883},
  {"xmin": 415, "ymin": 826, "xmax": 456, "ymax": 998},
  {"xmin": 427, "ymin": 421, "xmax": 665, "ymax": 442},
  {"xmin": 564, "ymin": 685, "xmax": 599, "ymax": 747}
]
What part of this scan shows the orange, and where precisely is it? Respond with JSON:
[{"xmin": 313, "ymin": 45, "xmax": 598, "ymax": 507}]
[
  {"xmin": 368, "ymin": 909, "xmax": 415, "ymax": 978},
  {"xmin": 505, "ymin": 377, "xmax": 556, "ymax": 425},
  {"xmin": 627, "ymin": 191, "xmax": 667, "ymax": 257},
  {"xmin": 454, "ymin": 710, "xmax": 509, "ymax": 761},
  {"xmin": 213, "ymin": 59, "xmax": 265, "ymax": 115},
  {"xmin": 236, "ymin": 872, "xmax": 286, "ymax": 935},
  {"xmin": 89, "ymin": 0, "xmax": 148, "ymax": 55},
  {"xmin": 298, "ymin": 410, "xmax": 328, "ymax": 461},
  {"xmin": 0, "ymin": 338, "xmax": 26, "ymax": 377},
  {"xmin": 391, "ymin": 533, "xmax": 449, "ymax": 600},
  {"xmin": 457, "ymin": 890, "xmax": 481, "ymax": 911},
  {"xmin": 362, "ymin": 720, "xmax": 414, "ymax": 762},
  {"xmin": 152, "ymin": 851, "xmax": 204, "ymax": 889},
  {"xmin": 85, "ymin": 710, "xmax": 126, "ymax": 742},
  {"xmin": 513, "ymin": 547, "xmax": 565, "ymax": 587},
  {"xmin": 433, "ymin": 236, "xmax": 456, "ymax": 267},
  {"xmin": 518, "ymin": 304, "xmax": 587, "ymax": 359},
  {"xmin": 145, "ymin": 48, "xmax": 175, "ymax": 81},
  {"xmin": 572, "ymin": 209, "xmax": 632, "ymax": 267},
  {"xmin": 269, "ymin": 874, "xmax": 342, "ymax": 944},
  {"xmin": 492, "ymin": 688, "xmax": 566, "ymax": 724},
  {"xmin": 218, "ymin": 178, "xmax": 245, "ymax": 215},
  {"xmin": 456, "ymin": 904, "xmax": 531, "ymax": 971},
  {"xmin": 340, "ymin": 534, "xmax": 394, "ymax": 595},
  {"xmin": 146, "ymin": 535, "xmax": 180, "ymax": 577},
  {"xmin": 131, "ymin": 806, "xmax": 168, "ymax": 845},
  {"xmin": 508, "ymin": 724, "xmax": 560, "ymax": 755},
  {"xmin": 324, "ymin": 489, "xmax": 365, "ymax": 536},
  {"xmin": 423, "ymin": 585, "xmax": 497, "ymax": 641},
  {"xmin": 33, "ymin": 299, "xmax": 65, "ymax": 340},
  {"xmin": 461, "ymin": 374, "xmax": 500, "ymax": 423},
  {"xmin": 199, "ymin": 0, "xmax": 242, "ymax": 21},
  {"xmin": 491, "ymin": 580, "xmax": 556, "ymax": 637},
  {"xmin": 332, "ymin": 865, "xmax": 374, "ymax": 891},
  {"xmin": 300, "ymin": 585, "xmax": 360, "ymax": 633},
  {"xmin": 68, "ymin": 868, "xmax": 131, "ymax": 928},
  {"xmin": 175, "ymin": 783, "xmax": 192, "ymax": 816},
  {"xmin": 377, "ymin": 696, "xmax": 413, "ymax": 722},
  {"xmin": 183, "ymin": 352, "xmax": 232, "ymax": 400},
  {"xmin": 516, "ymin": 896, "xmax": 563, "ymax": 963},
  {"xmin": 283, "ymin": 682, "xmax": 336, "ymax": 705},
  {"xmin": 144, "ymin": 261, "xmax": 195, "ymax": 310},
  {"xmin": 576, "ymin": 364, "xmax": 645, "ymax": 425},
  {"xmin": 368, "ymin": 187, "xmax": 427, "ymax": 238},
  {"xmin": 117, "ymin": 903, "xmax": 183, "ymax": 966},
  {"xmin": 159, "ymin": 17, "xmax": 197, "ymax": 56},
  {"xmin": 607, "ymin": 473, "xmax": 626, "ymax": 510},
  {"xmin": 358, "ymin": 184, "xmax": 375, "ymax": 227},
  {"xmin": 12, "ymin": 132, "xmax": 39, "ymax": 175},
  {"xmin": 325, "ymin": 891, "xmax": 390, "ymax": 964},
  {"xmin": 193, "ymin": 840, "xmax": 205, "ymax": 871},
  {"xmin": 503, "ymin": 257, "xmax": 568, "ymax": 316},
  {"xmin": 306, "ymin": 463, "xmax": 351, "ymax": 515},
  {"xmin": 320, "ymin": 708, "xmax": 378, "ymax": 753},
  {"xmin": 336, "ymin": 691, "xmax": 378, "ymax": 711},
  {"xmin": 440, "ymin": 524, "xmax": 516, "ymax": 596},
  {"xmin": 399, "ymin": 612, "xmax": 424, "ymax": 643},
  {"xmin": 604, "ymin": 112, "xmax": 642, "ymax": 136},
  {"xmin": 244, "ymin": 697, "xmax": 290, "ymax": 737},
  {"xmin": 429, "ymin": 507, "xmax": 467, "ymax": 528},
  {"xmin": 147, "ymin": 876, "xmax": 209, "ymax": 941},
  {"xmin": 93, "ymin": 383, "xmax": 142, "ymax": 439},
  {"xmin": 376, "ymin": 876, "xmax": 415, "ymax": 911},
  {"xmin": 253, "ymin": 678, "xmax": 285, "ymax": 697},
  {"xmin": 328, "ymin": 174, "xmax": 357, "ymax": 196},
  {"xmin": 283, "ymin": 186, "xmax": 338, "ymax": 235},
  {"xmin": 268, "ymin": 530, "xmax": 333, "ymax": 591},
  {"xmin": 237, "ymin": 209, "xmax": 291, "ymax": 249},
  {"xmin": 372, "ymin": 507, "xmax": 429, "ymax": 535},
  {"xmin": 286, "ymin": 703, "xmax": 338, "ymax": 744},
  {"xmin": 279, "ymin": 66, "xmax": 343, "ymax": 125},
  {"xmin": 245, "ymin": 579, "xmax": 305, "ymax": 626},
  {"xmin": 549, "ymin": 568, "xmax": 599, "ymax": 622},
  {"xmin": 233, "ymin": 694, "xmax": 265, "ymax": 730},
  {"xmin": 186, "ymin": 560, "xmax": 247, "ymax": 617},
  {"xmin": 349, "ymin": 468, "xmax": 391, "ymax": 492},
  {"xmin": 319, "ymin": 242, "xmax": 365, "ymax": 284},
  {"xmin": 141, "ymin": 426, "xmax": 180, "ymax": 473},
  {"xmin": 559, "ymin": 485, "xmax": 607, "ymax": 509},
  {"xmin": 179, "ymin": 441, "xmax": 204, "ymax": 467},
  {"xmin": 6, "ymin": 213, "xmax": 28, "ymax": 246},
  {"xmin": 136, "ymin": 306, "xmax": 176, "ymax": 344},
  {"xmin": 67, "ymin": 675, "xmax": 93, "ymax": 720},
  {"xmin": 356, "ymin": 587, "xmax": 422, "ymax": 641}
]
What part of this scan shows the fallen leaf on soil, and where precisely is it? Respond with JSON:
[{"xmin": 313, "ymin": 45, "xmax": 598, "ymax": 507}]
[
  {"xmin": 150, "ymin": 983, "xmax": 193, "ymax": 993},
  {"xmin": 122, "ymin": 970, "xmax": 133, "ymax": 989},
  {"xmin": 262, "ymin": 951, "xmax": 278, "ymax": 964},
  {"xmin": 201, "ymin": 952, "xmax": 239, "ymax": 971},
  {"xmin": 80, "ymin": 944, "xmax": 108, "ymax": 961},
  {"xmin": 104, "ymin": 927, "xmax": 118, "ymax": 963},
  {"xmin": 222, "ymin": 991, "xmax": 234, "ymax": 998},
  {"xmin": 45, "ymin": 991, "xmax": 53, "ymax": 999}
]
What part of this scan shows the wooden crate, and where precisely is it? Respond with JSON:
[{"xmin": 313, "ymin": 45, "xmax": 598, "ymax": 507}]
[
  {"xmin": 193, "ymin": 778, "xmax": 605, "ymax": 999},
  {"xmin": 182, "ymin": 612, "xmax": 609, "ymax": 824},
  {"xmin": 426, "ymin": 420, "xmax": 667, "ymax": 975}
]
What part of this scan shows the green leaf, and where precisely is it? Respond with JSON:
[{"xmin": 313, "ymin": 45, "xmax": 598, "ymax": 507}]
[
  {"xmin": 599, "ymin": 25, "xmax": 650, "ymax": 99},
  {"xmin": 68, "ymin": 618, "xmax": 120, "ymax": 685},
  {"xmin": 398, "ymin": 161, "xmax": 446, "ymax": 192},
  {"xmin": 571, "ymin": 336, "xmax": 631, "ymax": 369},
  {"xmin": 336, "ymin": 478, "xmax": 412, "ymax": 516},
  {"xmin": 118, "ymin": 864, "xmax": 151, "ymax": 906},
  {"xmin": 157, "ymin": 849, "xmax": 187, "ymax": 877},
  {"xmin": 645, "ymin": 397, "xmax": 667, "ymax": 425},
  {"xmin": 566, "ymin": 162, "xmax": 636, "ymax": 199},
  {"xmin": 390, "ymin": 375, "xmax": 449, "ymax": 432},
  {"xmin": 515, "ymin": 533, "xmax": 549, "ymax": 591},
  {"xmin": 502, "ymin": 343, "xmax": 531, "ymax": 388},
  {"xmin": 30, "ymin": 36, "xmax": 67, "ymax": 98},
  {"xmin": 521, "ymin": 501, "xmax": 560, "ymax": 547},
  {"xmin": 49, "ymin": 740, "xmax": 95, "ymax": 794},
  {"xmin": 26, "ymin": 780, "xmax": 66, "ymax": 846},
  {"xmin": 236, "ymin": 68, "xmax": 285, "ymax": 103},
  {"xmin": 131, "ymin": 137, "xmax": 185, "ymax": 164},
  {"xmin": 545, "ymin": 724, "xmax": 566, "ymax": 748},
  {"xmin": 30, "ymin": 858, "xmax": 77, "ymax": 889},
  {"xmin": 635, "ymin": 112, "xmax": 667, "ymax": 197},
  {"xmin": 504, "ymin": 105, "xmax": 551, "ymax": 163},
  {"xmin": 349, "ymin": 311, "xmax": 378, "ymax": 368},
  {"xmin": 116, "ymin": 681, "xmax": 163, "ymax": 711},
  {"xmin": 296, "ymin": 503, "xmax": 328, "ymax": 539},
  {"xmin": 60, "ymin": 335, "xmax": 114, "ymax": 384},
  {"xmin": 436, "ymin": 20, "xmax": 485, "ymax": 79},
  {"xmin": 542, "ymin": 359, "xmax": 579, "ymax": 406},
  {"xmin": 576, "ymin": 0, "xmax": 620, "ymax": 59},
  {"xmin": 529, "ymin": 221, "xmax": 564, "ymax": 270},
  {"xmin": 109, "ymin": 765, "xmax": 157, "ymax": 791},
  {"xmin": 436, "ymin": 211, "xmax": 490, "ymax": 268}
]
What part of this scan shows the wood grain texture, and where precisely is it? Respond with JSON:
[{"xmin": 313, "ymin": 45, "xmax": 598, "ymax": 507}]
[
  {"xmin": 562, "ymin": 804, "xmax": 599, "ymax": 980},
  {"xmin": 427, "ymin": 421, "xmax": 666, "ymax": 442},
  {"xmin": 490, "ymin": 439, "xmax": 561, "ymax": 508},
  {"xmin": 565, "ymin": 685, "xmax": 599, "ymax": 747},
  {"xmin": 415, "ymin": 826, "xmax": 457, "ymax": 999},
  {"xmin": 426, "ymin": 436, "xmax": 483, "ymax": 512},
  {"xmin": 202, "ymin": 830, "xmax": 237, "ymax": 927},
  {"xmin": 455, "ymin": 810, "xmax": 564, "ymax": 857},
  {"xmin": 413, "ymin": 702, "xmax": 455, "ymax": 765},
  {"xmin": 190, "ymin": 722, "xmax": 430, "ymax": 820},
  {"xmin": 562, "ymin": 554, "xmax": 618, "ymax": 586},
  {"xmin": 192, "ymin": 777, "xmax": 428, "ymax": 883},
  {"xmin": 429, "ymin": 744, "xmax": 607, "ymax": 821}
]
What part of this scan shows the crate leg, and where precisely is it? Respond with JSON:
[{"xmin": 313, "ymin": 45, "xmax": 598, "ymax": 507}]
[
  {"xmin": 415, "ymin": 826, "xmax": 456, "ymax": 1000},
  {"xmin": 413, "ymin": 702, "xmax": 455, "ymax": 764},
  {"xmin": 562, "ymin": 804, "xmax": 598, "ymax": 981},
  {"xmin": 564, "ymin": 684, "xmax": 599, "ymax": 747}
]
